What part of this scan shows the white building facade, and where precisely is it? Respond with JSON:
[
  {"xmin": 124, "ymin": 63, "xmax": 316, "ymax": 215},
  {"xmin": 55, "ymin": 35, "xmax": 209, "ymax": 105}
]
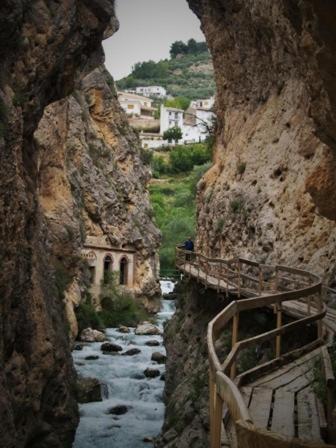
[
  {"xmin": 135, "ymin": 86, "xmax": 167, "ymax": 98},
  {"xmin": 160, "ymin": 105, "xmax": 184, "ymax": 134},
  {"xmin": 190, "ymin": 96, "xmax": 215, "ymax": 110},
  {"xmin": 118, "ymin": 92, "xmax": 155, "ymax": 119}
]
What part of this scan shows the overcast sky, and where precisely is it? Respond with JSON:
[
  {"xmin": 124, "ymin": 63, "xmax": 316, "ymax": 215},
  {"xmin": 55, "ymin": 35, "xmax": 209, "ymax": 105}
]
[{"xmin": 102, "ymin": 0, "xmax": 205, "ymax": 80}]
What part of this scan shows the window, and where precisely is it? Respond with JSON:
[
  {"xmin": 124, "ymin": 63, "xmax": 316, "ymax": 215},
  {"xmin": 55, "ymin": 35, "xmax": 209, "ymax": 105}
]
[
  {"xmin": 119, "ymin": 257, "xmax": 128, "ymax": 286},
  {"xmin": 89, "ymin": 266, "xmax": 95, "ymax": 284},
  {"xmin": 103, "ymin": 255, "xmax": 113, "ymax": 283}
]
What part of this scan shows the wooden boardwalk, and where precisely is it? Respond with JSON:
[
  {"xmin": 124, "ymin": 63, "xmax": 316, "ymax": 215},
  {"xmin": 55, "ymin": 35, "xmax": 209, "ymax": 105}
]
[{"xmin": 176, "ymin": 248, "xmax": 336, "ymax": 448}]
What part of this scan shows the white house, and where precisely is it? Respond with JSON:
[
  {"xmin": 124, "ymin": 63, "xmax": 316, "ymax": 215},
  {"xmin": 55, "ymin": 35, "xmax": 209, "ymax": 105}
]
[
  {"xmin": 118, "ymin": 92, "xmax": 156, "ymax": 119},
  {"xmin": 160, "ymin": 105, "xmax": 184, "ymax": 134},
  {"xmin": 182, "ymin": 106, "xmax": 215, "ymax": 143},
  {"xmin": 135, "ymin": 86, "xmax": 167, "ymax": 98},
  {"xmin": 190, "ymin": 96, "xmax": 215, "ymax": 110},
  {"xmin": 140, "ymin": 132, "xmax": 166, "ymax": 150}
]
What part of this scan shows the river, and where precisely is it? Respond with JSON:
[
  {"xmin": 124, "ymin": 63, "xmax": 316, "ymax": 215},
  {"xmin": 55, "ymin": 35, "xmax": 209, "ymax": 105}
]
[{"xmin": 73, "ymin": 280, "xmax": 175, "ymax": 447}]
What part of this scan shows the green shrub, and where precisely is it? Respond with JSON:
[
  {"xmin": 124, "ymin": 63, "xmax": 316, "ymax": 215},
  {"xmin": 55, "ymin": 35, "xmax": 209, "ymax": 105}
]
[
  {"xmin": 98, "ymin": 272, "xmax": 149, "ymax": 327},
  {"xmin": 237, "ymin": 161, "xmax": 246, "ymax": 175},
  {"xmin": 169, "ymin": 144, "xmax": 212, "ymax": 174},
  {"xmin": 230, "ymin": 197, "xmax": 245, "ymax": 214},
  {"xmin": 141, "ymin": 148, "xmax": 153, "ymax": 165},
  {"xmin": 76, "ymin": 299, "xmax": 104, "ymax": 333},
  {"xmin": 152, "ymin": 155, "xmax": 168, "ymax": 176}
]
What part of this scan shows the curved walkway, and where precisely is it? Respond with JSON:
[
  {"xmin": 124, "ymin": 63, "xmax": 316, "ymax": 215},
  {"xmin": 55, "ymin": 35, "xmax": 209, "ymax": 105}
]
[{"xmin": 176, "ymin": 248, "xmax": 336, "ymax": 448}]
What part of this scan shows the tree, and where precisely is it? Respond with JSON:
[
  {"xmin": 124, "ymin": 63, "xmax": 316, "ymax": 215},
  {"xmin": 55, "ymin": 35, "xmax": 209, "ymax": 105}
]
[
  {"xmin": 163, "ymin": 126, "xmax": 183, "ymax": 144},
  {"xmin": 170, "ymin": 41, "xmax": 188, "ymax": 58},
  {"xmin": 164, "ymin": 96, "xmax": 190, "ymax": 111},
  {"xmin": 187, "ymin": 38, "xmax": 198, "ymax": 54}
]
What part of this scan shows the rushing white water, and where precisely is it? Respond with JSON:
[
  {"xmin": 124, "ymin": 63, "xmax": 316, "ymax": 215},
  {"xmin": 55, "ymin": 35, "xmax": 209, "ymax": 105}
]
[{"xmin": 73, "ymin": 280, "xmax": 175, "ymax": 448}]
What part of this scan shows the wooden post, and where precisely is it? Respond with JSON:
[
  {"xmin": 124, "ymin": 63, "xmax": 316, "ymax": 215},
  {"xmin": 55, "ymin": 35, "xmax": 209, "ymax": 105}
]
[
  {"xmin": 212, "ymin": 388, "xmax": 223, "ymax": 448},
  {"xmin": 197, "ymin": 256, "xmax": 200, "ymax": 282},
  {"xmin": 258, "ymin": 265, "xmax": 263, "ymax": 295},
  {"xmin": 230, "ymin": 312, "xmax": 239, "ymax": 379},
  {"xmin": 209, "ymin": 369, "xmax": 215, "ymax": 442},
  {"xmin": 237, "ymin": 261, "xmax": 241, "ymax": 298},
  {"xmin": 274, "ymin": 267, "xmax": 279, "ymax": 292},
  {"xmin": 317, "ymin": 290, "xmax": 323, "ymax": 339},
  {"xmin": 307, "ymin": 296, "xmax": 311, "ymax": 315},
  {"xmin": 275, "ymin": 304, "xmax": 282, "ymax": 358}
]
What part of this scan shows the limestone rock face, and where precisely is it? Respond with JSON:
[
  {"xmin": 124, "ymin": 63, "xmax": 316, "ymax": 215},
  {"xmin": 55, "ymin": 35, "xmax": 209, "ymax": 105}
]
[
  {"xmin": 34, "ymin": 66, "xmax": 161, "ymax": 334},
  {"xmin": 0, "ymin": 1, "xmax": 117, "ymax": 447},
  {"xmin": 188, "ymin": 0, "xmax": 336, "ymax": 283}
]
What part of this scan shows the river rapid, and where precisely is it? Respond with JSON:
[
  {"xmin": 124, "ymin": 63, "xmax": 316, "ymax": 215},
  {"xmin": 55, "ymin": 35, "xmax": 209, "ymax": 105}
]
[{"xmin": 73, "ymin": 280, "xmax": 175, "ymax": 447}]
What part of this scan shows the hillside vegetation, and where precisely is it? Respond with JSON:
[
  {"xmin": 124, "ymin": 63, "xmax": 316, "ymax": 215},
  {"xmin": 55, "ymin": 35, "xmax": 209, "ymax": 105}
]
[
  {"xmin": 117, "ymin": 39, "xmax": 215, "ymax": 100},
  {"xmin": 149, "ymin": 143, "xmax": 212, "ymax": 274}
]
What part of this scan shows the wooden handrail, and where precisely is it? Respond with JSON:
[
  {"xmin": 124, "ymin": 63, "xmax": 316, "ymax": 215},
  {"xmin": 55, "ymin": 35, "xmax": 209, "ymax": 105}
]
[{"xmin": 176, "ymin": 247, "xmax": 328, "ymax": 447}]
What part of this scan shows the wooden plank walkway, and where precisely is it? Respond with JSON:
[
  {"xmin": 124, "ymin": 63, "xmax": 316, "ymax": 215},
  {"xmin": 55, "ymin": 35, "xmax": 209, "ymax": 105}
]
[
  {"xmin": 176, "ymin": 249, "xmax": 335, "ymax": 447},
  {"xmin": 241, "ymin": 348, "xmax": 324, "ymax": 443}
]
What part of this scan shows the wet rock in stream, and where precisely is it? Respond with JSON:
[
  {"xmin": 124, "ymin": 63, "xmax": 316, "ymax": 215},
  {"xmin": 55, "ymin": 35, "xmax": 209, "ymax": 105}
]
[
  {"xmin": 101, "ymin": 342, "xmax": 123, "ymax": 353},
  {"xmin": 76, "ymin": 377, "xmax": 102, "ymax": 403},
  {"xmin": 107, "ymin": 405, "xmax": 130, "ymax": 415},
  {"xmin": 151, "ymin": 352, "xmax": 166, "ymax": 364},
  {"xmin": 145, "ymin": 340, "xmax": 161, "ymax": 347},
  {"xmin": 122, "ymin": 348, "xmax": 141, "ymax": 356},
  {"xmin": 144, "ymin": 368, "xmax": 161, "ymax": 379}
]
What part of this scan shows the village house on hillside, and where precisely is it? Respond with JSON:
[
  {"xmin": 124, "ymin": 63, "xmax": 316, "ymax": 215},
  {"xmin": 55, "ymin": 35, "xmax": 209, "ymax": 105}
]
[
  {"xmin": 118, "ymin": 91, "xmax": 156, "ymax": 119},
  {"xmin": 118, "ymin": 89, "xmax": 215, "ymax": 149},
  {"xmin": 190, "ymin": 96, "xmax": 215, "ymax": 110},
  {"xmin": 135, "ymin": 86, "xmax": 167, "ymax": 98}
]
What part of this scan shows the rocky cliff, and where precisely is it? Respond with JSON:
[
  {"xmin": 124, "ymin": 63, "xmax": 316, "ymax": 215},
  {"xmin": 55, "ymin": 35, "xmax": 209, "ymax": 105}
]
[
  {"xmin": 0, "ymin": 1, "xmax": 158, "ymax": 447},
  {"xmin": 160, "ymin": 1, "xmax": 336, "ymax": 446},
  {"xmin": 35, "ymin": 66, "xmax": 161, "ymax": 337},
  {"xmin": 187, "ymin": 0, "xmax": 336, "ymax": 283}
]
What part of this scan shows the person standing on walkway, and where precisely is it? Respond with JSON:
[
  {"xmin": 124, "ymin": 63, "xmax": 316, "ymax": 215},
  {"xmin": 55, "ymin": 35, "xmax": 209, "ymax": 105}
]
[{"xmin": 183, "ymin": 237, "xmax": 194, "ymax": 261}]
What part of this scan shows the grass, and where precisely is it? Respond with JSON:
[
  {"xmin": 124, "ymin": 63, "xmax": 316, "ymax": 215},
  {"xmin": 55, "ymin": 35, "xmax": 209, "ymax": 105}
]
[{"xmin": 150, "ymin": 165, "xmax": 207, "ymax": 274}]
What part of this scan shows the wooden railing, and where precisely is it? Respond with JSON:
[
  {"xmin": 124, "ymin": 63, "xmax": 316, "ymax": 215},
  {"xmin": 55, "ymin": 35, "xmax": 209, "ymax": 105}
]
[{"xmin": 176, "ymin": 248, "xmax": 328, "ymax": 448}]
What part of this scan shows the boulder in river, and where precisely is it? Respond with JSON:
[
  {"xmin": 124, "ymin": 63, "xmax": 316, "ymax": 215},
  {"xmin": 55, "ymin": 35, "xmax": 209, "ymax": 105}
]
[
  {"xmin": 118, "ymin": 325, "xmax": 130, "ymax": 334},
  {"xmin": 76, "ymin": 376, "xmax": 102, "ymax": 403},
  {"xmin": 73, "ymin": 344, "xmax": 83, "ymax": 351},
  {"xmin": 80, "ymin": 328, "xmax": 106, "ymax": 342},
  {"xmin": 85, "ymin": 355, "xmax": 99, "ymax": 361},
  {"xmin": 135, "ymin": 322, "xmax": 161, "ymax": 335},
  {"xmin": 107, "ymin": 405, "xmax": 129, "ymax": 415},
  {"xmin": 145, "ymin": 340, "xmax": 160, "ymax": 347},
  {"xmin": 144, "ymin": 368, "xmax": 160, "ymax": 378},
  {"xmin": 151, "ymin": 352, "xmax": 166, "ymax": 364},
  {"xmin": 101, "ymin": 342, "xmax": 123, "ymax": 353},
  {"xmin": 162, "ymin": 292, "xmax": 177, "ymax": 301},
  {"xmin": 122, "ymin": 348, "xmax": 141, "ymax": 356}
]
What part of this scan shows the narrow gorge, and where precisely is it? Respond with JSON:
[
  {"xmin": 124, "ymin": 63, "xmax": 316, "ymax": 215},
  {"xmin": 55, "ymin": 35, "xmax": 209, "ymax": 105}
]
[{"xmin": 0, "ymin": 1, "xmax": 336, "ymax": 448}]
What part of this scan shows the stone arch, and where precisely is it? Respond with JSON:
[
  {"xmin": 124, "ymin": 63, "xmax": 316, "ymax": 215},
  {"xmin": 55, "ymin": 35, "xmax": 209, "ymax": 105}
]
[{"xmin": 119, "ymin": 256, "xmax": 129, "ymax": 286}]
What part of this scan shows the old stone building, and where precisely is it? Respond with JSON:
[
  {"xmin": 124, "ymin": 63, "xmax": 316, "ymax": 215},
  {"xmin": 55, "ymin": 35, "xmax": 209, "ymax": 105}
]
[{"xmin": 82, "ymin": 236, "xmax": 138, "ymax": 304}]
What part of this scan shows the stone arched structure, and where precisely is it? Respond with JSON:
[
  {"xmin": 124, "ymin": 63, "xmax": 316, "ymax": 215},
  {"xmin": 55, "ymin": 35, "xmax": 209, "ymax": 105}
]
[{"xmin": 81, "ymin": 236, "xmax": 135, "ymax": 302}]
